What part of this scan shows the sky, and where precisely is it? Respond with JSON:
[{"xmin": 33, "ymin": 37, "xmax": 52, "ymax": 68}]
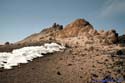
[{"xmin": 0, "ymin": 0, "xmax": 125, "ymax": 43}]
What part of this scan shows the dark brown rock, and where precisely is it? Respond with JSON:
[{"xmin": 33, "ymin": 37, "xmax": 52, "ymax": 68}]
[{"xmin": 5, "ymin": 42, "xmax": 10, "ymax": 45}]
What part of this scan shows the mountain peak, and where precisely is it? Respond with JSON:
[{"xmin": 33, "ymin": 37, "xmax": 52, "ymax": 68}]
[
  {"xmin": 57, "ymin": 18, "xmax": 93, "ymax": 38},
  {"xmin": 17, "ymin": 18, "xmax": 119, "ymax": 45},
  {"xmin": 69, "ymin": 18, "xmax": 91, "ymax": 28}
]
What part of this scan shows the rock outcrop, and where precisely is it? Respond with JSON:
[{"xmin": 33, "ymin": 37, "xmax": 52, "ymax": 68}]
[
  {"xmin": 119, "ymin": 34, "xmax": 125, "ymax": 44},
  {"xmin": 17, "ymin": 18, "xmax": 119, "ymax": 45},
  {"xmin": 95, "ymin": 29, "xmax": 118, "ymax": 44},
  {"xmin": 57, "ymin": 18, "xmax": 93, "ymax": 38}
]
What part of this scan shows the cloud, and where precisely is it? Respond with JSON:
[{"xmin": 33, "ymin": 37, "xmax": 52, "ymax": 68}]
[{"xmin": 99, "ymin": 0, "xmax": 125, "ymax": 19}]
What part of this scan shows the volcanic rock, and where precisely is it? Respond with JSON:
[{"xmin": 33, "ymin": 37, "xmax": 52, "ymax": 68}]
[
  {"xmin": 57, "ymin": 19, "xmax": 93, "ymax": 38},
  {"xmin": 17, "ymin": 18, "xmax": 119, "ymax": 46}
]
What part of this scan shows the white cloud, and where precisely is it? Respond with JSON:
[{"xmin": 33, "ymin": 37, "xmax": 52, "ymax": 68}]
[{"xmin": 99, "ymin": 0, "xmax": 125, "ymax": 18}]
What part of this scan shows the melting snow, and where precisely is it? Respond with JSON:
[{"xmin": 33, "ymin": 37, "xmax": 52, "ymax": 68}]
[{"xmin": 0, "ymin": 43, "xmax": 65, "ymax": 69}]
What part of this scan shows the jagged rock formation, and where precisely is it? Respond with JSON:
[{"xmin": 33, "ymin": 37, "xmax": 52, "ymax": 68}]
[
  {"xmin": 17, "ymin": 18, "xmax": 119, "ymax": 46},
  {"xmin": 56, "ymin": 19, "xmax": 119, "ymax": 46},
  {"xmin": 57, "ymin": 19, "xmax": 93, "ymax": 38}
]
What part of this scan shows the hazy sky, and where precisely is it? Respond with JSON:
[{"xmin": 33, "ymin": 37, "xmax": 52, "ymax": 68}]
[{"xmin": 0, "ymin": 0, "xmax": 125, "ymax": 43}]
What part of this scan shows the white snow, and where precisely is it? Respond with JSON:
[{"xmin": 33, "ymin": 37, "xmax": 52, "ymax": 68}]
[{"xmin": 0, "ymin": 43, "xmax": 65, "ymax": 69}]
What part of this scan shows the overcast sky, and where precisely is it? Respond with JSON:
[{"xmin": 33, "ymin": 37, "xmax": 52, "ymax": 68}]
[{"xmin": 0, "ymin": 0, "xmax": 125, "ymax": 43}]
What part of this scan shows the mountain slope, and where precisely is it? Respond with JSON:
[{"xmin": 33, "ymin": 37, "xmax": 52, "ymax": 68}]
[{"xmin": 17, "ymin": 18, "xmax": 118, "ymax": 45}]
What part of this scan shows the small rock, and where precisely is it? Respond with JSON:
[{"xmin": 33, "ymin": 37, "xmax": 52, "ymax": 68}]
[
  {"xmin": 116, "ymin": 50, "xmax": 123, "ymax": 55},
  {"xmin": 57, "ymin": 71, "xmax": 61, "ymax": 75},
  {"xmin": 67, "ymin": 63, "xmax": 72, "ymax": 66},
  {"xmin": 91, "ymin": 73, "xmax": 98, "ymax": 78},
  {"xmin": 80, "ymin": 76, "xmax": 83, "ymax": 78}
]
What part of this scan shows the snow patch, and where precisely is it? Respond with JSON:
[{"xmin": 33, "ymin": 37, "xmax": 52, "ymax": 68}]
[{"xmin": 0, "ymin": 43, "xmax": 65, "ymax": 69}]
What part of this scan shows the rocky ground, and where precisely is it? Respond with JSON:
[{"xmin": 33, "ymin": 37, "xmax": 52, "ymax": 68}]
[{"xmin": 0, "ymin": 43, "xmax": 125, "ymax": 83}]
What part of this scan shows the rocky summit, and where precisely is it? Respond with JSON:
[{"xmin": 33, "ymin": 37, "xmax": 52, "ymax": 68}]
[
  {"xmin": 57, "ymin": 18, "xmax": 93, "ymax": 38},
  {"xmin": 17, "ymin": 18, "xmax": 119, "ymax": 45}
]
